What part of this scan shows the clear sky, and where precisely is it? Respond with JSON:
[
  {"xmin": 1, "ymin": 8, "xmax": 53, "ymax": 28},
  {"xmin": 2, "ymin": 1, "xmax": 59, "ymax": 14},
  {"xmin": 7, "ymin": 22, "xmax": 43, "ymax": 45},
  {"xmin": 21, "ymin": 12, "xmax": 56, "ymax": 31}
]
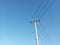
[{"xmin": 0, "ymin": 0, "xmax": 60, "ymax": 45}]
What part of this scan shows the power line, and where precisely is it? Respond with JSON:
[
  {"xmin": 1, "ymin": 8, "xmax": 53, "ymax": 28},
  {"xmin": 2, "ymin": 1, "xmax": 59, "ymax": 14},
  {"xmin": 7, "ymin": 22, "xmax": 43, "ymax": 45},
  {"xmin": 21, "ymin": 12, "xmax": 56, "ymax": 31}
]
[
  {"xmin": 30, "ymin": 0, "xmax": 44, "ymax": 20},
  {"xmin": 36, "ymin": 0, "xmax": 55, "ymax": 45},
  {"xmin": 37, "ymin": 0, "xmax": 55, "ymax": 19},
  {"xmin": 37, "ymin": 24, "xmax": 50, "ymax": 45},
  {"xmin": 35, "ymin": 0, "xmax": 50, "ymax": 19},
  {"xmin": 39, "ymin": 22, "xmax": 52, "ymax": 45},
  {"xmin": 40, "ymin": 22, "xmax": 52, "ymax": 45}
]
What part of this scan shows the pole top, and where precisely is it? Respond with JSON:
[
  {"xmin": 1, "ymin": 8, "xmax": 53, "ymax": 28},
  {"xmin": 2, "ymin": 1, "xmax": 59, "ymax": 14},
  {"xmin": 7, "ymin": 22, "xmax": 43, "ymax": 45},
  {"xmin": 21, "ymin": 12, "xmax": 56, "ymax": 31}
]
[{"xmin": 30, "ymin": 19, "xmax": 40, "ymax": 24}]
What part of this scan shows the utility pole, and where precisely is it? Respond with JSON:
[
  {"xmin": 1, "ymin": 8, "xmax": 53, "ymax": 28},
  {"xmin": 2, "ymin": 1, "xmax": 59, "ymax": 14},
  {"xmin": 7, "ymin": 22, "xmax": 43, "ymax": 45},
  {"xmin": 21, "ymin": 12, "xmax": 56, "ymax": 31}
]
[{"xmin": 30, "ymin": 19, "xmax": 40, "ymax": 45}]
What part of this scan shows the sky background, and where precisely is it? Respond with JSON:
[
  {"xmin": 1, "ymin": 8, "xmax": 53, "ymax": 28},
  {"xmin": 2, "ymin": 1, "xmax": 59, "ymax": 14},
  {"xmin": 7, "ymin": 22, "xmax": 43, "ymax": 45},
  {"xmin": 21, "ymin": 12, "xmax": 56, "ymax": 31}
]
[{"xmin": 0, "ymin": 0, "xmax": 60, "ymax": 45}]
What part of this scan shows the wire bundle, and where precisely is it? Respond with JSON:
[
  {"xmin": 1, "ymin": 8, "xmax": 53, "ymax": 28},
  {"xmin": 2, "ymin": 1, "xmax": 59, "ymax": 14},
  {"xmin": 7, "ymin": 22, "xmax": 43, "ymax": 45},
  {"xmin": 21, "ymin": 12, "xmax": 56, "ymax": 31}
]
[{"xmin": 30, "ymin": 0, "xmax": 55, "ymax": 45}]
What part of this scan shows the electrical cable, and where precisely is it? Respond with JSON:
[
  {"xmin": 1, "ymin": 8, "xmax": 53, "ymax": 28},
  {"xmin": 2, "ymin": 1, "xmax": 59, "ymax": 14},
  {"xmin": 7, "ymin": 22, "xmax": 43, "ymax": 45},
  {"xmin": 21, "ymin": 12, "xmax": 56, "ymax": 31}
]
[
  {"xmin": 37, "ymin": 0, "xmax": 55, "ymax": 19},
  {"xmin": 36, "ymin": 0, "xmax": 50, "ymax": 19},
  {"xmin": 39, "ymin": 21, "xmax": 52, "ymax": 45},
  {"xmin": 37, "ymin": 24, "xmax": 50, "ymax": 45},
  {"xmin": 30, "ymin": 0, "xmax": 44, "ymax": 20}
]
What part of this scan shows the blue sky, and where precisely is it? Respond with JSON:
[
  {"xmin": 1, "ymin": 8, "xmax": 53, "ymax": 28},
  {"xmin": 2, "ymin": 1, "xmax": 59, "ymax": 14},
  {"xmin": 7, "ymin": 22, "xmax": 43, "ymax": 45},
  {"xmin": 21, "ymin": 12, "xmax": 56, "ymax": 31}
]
[{"xmin": 0, "ymin": 0, "xmax": 60, "ymax": 45}]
